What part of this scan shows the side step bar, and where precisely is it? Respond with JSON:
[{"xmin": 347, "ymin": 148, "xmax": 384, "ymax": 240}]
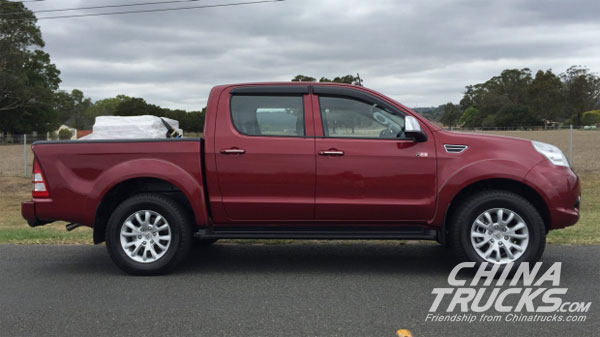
[{"xmin": 194, "ymin": 228, "xmax": 438, "ymax": 241}]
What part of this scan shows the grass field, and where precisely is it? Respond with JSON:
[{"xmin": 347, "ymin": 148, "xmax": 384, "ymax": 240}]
[{"xmin": 0, "ymin": 129, "xmax": 598, "ymax": 245}]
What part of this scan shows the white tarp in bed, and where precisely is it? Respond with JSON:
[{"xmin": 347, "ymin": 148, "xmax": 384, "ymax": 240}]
[{"xmin": 80, "ymin": 115, "xmax": 183, "ymax": 140}]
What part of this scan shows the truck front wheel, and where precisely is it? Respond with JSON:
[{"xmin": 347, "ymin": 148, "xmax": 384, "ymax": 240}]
[
  {"xmin": 449, "ymin": 190, "xmax": 546, "ymax": 265},
  {"xmin": 106, "ymin": 193, "xmax": 192, "ymax": 275}
]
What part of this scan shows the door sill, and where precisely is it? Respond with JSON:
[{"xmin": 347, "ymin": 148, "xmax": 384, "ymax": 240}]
[{"xmin": 195, "ymin": 226, "xmax": 438, "ymax": 241}]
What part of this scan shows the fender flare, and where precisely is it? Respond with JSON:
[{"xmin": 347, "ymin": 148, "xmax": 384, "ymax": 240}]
[
  {"xmin": 89, "ymin": 158, "xmax": 209, "ymax": 227},
  {"xmin": 431, "ymin": 159, "xmax": 542, "ymax": 228}
]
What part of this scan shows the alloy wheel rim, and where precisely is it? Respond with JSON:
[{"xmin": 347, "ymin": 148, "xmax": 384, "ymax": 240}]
[
  {"xmin": 470, "ymin": 208, "xmax": 529, "ymax": 264},
  {"xmin": 120, "ymin": 210, "xmax": 171, "ymax": 263}
]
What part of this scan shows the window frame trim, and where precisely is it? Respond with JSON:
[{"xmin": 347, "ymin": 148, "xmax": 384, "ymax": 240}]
[
  {"xmin": 230, "ymin": 85, "xmax": 309, "ymax": 95},
  {"xmin": 229, "ymin": 94, "xmax": 308, "ymax": 138},
  {"xmin": 312, "ymin": 86, "xmax": 407, "ymax": 117}
]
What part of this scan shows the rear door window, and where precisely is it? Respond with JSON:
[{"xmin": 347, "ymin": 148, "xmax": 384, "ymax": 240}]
[{"xmin": 230, "ymin": 95, "xmax": 305, "ymax": 137}]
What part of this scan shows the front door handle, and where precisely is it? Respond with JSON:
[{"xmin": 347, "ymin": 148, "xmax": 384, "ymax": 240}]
[
  {"xmin": 220, "ymin": 148, "xmax": 246, "ymax": 155},
  {"xmin": 319, "ymin": 149, "xmax": 344, "ymax": 156}
]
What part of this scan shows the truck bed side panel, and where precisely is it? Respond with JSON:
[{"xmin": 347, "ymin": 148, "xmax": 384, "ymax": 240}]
[{"xmin": 32, "ymin": 139, "xmax": 208, "ymax": 227}]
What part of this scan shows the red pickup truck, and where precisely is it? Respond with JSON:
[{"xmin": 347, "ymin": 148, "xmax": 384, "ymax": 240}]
[{"xmin": 22, "ymin": 83, "xmax": 580, "ymax": 275}]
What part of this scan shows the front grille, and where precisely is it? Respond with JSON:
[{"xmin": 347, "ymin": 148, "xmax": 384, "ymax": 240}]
[{"xmin": 444, "ymin": 144, "xmax": 468, "ymax": 154}]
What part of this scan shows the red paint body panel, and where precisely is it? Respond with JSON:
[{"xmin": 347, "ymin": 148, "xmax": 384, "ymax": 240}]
[
  {"xmin": 26, "ymin": 140, "xmax": 208, "ymax": 227},
  {"xmin": 22, "ymin": 82, "xmax": 580, "ymax": 235},
  {"xmin": 524, "ymin": 160, "xmax": 580, "ymax": 229},
  {"xmin": 21, "ymin": 201, "xmax": 35, "ymax": 225},
  {"xmin": 314, "ymin": 138, "xmax": 436, "ymax": 222},
  {"xmin": 311, "ymin": 94, "xmax": 437, "ymax": 223},
  {"xmin": 212, "ymin": 89, "xmax": 316, "ymax": 224}
]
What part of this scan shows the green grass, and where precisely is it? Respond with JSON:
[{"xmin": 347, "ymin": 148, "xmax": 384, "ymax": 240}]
[
  {"xmin": 0, "ymin": 227, "xmax": 93, "ymax": 244},
  {"xmin": 0, "ymin": 173, "xmax": 597, "ymax": 245}
]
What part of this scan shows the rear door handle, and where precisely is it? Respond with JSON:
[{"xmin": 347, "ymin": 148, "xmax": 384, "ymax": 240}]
[
  {"xmin": 220, "ymin": 148, "xmax": 245, "ymax": 155},
  {"xmin": 319, "ymin": 149, "xmax": 344, "ymax": 156}
]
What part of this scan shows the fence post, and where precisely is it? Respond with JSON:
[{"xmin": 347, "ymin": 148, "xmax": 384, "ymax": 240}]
[
  {"xmin": 24, "ymin": 134, "xmax": 27, "ymax": 177},
  {"xmin": 569, "ymin": 125, "xmax": 573, "ymax": 164}
]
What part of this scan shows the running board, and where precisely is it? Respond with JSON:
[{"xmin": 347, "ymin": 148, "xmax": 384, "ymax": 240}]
[{"xmin": 194, "ymin": 227, "xmax": 438, "ymax": 241}]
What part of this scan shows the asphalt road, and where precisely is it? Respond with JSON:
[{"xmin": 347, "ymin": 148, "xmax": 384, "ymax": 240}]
[{"xmin": 0, "ymin": 243, "xmax": 598, "ymax": 337}]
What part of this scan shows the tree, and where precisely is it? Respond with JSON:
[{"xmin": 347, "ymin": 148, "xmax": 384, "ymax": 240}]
[
  {"xmin": 479, "ymin": 93, "xmax": 510, "ymax": 120},
  {"xmin": 323, "ymin": 74, "xmax": 362, "ymax": 85},
  {"xmin": 291, "ymin": 75, "xmax": 316, "ymax": 82},
  {"xmin": 54, "ymin": 89, "xmax": 93, "ymax": 129},
  {"xmin": 560, "ymin": 66, "xmax": 600, "ymax": 126},
  {"xmin": 459, "ymin": 84, "xmax": 481, "ymax": 111},
  {"xmin": 459, "ymin": 106, "xmax": 482, "ymax": 127},
  {"xmin": 113, "ymin": 96, "xmax": 162, "ymax": 116},
  {"xmin": 291, "ymin": 74, "xmax": 363, "ymax": 86},
  {"xmin": 459, "ymin": 67, "xmax": 587, "ymax": 127},
  {"xmin": 440, "ymin": 103, "xmax": 461, "ymax": 129},
  {"xmin": 58, "ymin": 128, "xmax": 73, "ymax": 140},
  {"xmin": 488, "ymin": 68, "xmax": 532, "ymax": 105},
  {"xmin": 481, "ymin": 114, "xmax": 496, "ymax": 128},
  {"xmin": 495, "ymin": 104, "xmax": 539, "ymax": 127},
  {"xmin": 582, "ymin": 110, "xmax": 600, "ymax": 126},
  {"xmin": 184, "ymin": 109, "xmax": 205, "ymax": 133},
  {"xmin": 68, "ymin": 89, "xmax": 92, "ymax": 129},
  {"xmin": 83, "ymin": 96, "xmax": 127, "ymax": 127},
  {"xmin": 527, "ymin": 70, "xmax": 563, "ymax": 122},
  {"xmin": 0, "ymin": 0, "xmax": 61, "ymax": 133}
]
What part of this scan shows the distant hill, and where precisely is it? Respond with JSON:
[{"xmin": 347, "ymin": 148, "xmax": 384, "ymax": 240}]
[{"xmin": 412, "ymin": 106, "xmax": 444, "ymax": 122}]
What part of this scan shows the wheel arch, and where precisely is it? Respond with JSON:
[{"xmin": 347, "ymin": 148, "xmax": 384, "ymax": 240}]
[
  {"xmin": 441, "ymin": 178, "xmax": 550, "ymax": 244},
  {"xmin": 93, "ymin": 177, "xmax": 199, "ymax": 244}
]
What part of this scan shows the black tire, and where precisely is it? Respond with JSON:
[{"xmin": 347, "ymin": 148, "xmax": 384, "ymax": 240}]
[
  {"xmin": 449, "ymin": 190, "xmax": 546, "ymax": 265},
  {"xmin": 106, "ymin": 193, "xmax": 193, "ymax": 275}
]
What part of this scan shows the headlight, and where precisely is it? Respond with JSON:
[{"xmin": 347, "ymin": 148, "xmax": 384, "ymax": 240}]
[{"xmin": 532, "ymin": 141, "xmax": 570, "ymax": 168}]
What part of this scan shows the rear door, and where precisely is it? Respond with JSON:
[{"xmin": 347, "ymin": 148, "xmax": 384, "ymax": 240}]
[
  {"xmin": 313, "ymin": 86, "xmax": 436, "ymax": 223},
  {"xmin": 213, "ymin": 86, "xmax": 315, "ymax": 224}
]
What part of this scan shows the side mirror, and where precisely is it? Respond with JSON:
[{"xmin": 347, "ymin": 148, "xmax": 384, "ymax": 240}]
[{"xmin": 404, "ymin": 116, "xmax": 427, "ymax": 142}]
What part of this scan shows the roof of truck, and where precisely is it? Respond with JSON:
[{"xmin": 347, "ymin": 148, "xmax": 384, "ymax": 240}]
[{"xmin": 211, "ymin": 82, "xmax": 425, "ymax": 126}]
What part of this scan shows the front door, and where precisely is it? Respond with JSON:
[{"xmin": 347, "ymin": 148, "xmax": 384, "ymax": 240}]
[
  {"xmin": 214, "ymin": 87, "xmax": 315, "ymax": 224},
  {"xmin": 314, "ymin": 89, "xmax": 436, "ymax": 223}
]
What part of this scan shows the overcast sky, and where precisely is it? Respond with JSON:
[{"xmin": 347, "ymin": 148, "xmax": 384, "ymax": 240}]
[{"xmin": 28, "ymin": 0, "xmax": 600, "ymax": 110}]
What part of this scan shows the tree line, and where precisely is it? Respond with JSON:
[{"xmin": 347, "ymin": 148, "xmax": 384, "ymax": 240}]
[
  {"xmin": 55, "ymin": 90, "xmax": 205, "ymax": 132},
  {"xmin": 439, "ymin": 67, "xmax": 600, "ymax": 128},
  {"xmin": 3, "ymin": 0, "xmax": 599, "ymax": 136},
  {"xmin": 0, "ymin": 0, "xmax": 360, "ymax": 135},
  {"xmin": 0, "ymin": 0, "xmax": 204, "ymax": 135},
  {"xmin": 291, "ymin": 74, "xmax": 363, "ymax": 86}
]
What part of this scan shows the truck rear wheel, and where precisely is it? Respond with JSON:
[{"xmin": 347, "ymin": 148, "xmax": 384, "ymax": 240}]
[
  {"xmin": 449, "ymin": 190, "xmax": 546, "ymax": 265},
  {"xmin": 106, "ymin": 193, "xmax": 192, "ymax": 275}
]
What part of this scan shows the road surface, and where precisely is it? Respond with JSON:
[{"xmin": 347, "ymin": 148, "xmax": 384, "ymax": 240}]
[{"xmin": 0, "ymin": 243, "xmax": 598, "ymax": 336}]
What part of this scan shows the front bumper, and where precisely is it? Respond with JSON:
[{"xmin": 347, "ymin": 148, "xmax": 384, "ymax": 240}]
[
  {"xmin": 21, "ymin": 201, "xmax": 50, "ymax": 227},
  {"xmin": 525, "ymin": 161, "xmax": 580, "ymax": 229}
]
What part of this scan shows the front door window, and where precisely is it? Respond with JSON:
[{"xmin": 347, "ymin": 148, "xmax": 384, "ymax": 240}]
[{"xmin": 319, "ymin": 96, "xmax": 405, "ymax": 139}]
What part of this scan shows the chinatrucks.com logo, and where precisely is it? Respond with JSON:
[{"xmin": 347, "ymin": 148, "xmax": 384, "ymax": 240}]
[{"xmin": 426, "ymin": 262, "xmax": 591, "ymax": 323}]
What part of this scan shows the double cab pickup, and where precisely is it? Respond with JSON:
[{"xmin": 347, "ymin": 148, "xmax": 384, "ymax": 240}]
[{"xmin": 22, "ymin": 83, "xmax": 581, "ymax": 274}]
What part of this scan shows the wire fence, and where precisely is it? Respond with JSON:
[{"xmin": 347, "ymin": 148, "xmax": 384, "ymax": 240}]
[
  {"xmin": 1, "ymin": 127, "xmax": 598, "ymax": 178},
  {"xmin": 450, "ymin": 125, "xmax": 598, "ymax": 132},
  {"xmin": 0, "ymin": 133, "xmax": 49, "ymax": 145}
]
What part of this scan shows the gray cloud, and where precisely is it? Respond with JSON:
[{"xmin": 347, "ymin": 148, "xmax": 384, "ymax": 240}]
[{"xmin": 29, "ymin": 0, "xmax": 600, "ymax": 110}]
